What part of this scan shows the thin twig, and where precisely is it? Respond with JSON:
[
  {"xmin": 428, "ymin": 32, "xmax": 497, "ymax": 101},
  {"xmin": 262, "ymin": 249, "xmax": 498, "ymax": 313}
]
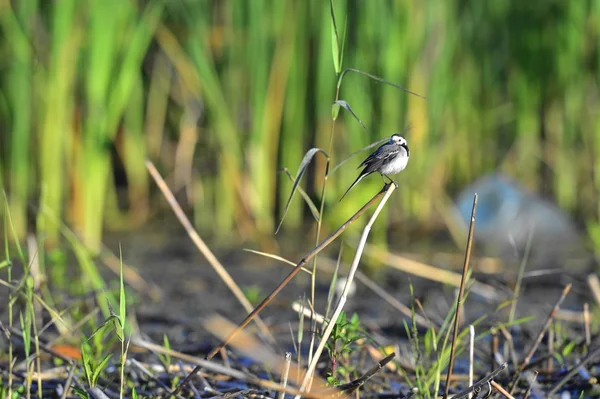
[
  {"xmin": 205, "ymin": 184, "xmax": 389, "ymax": 359},
  {"xmin": 146, "ymin": 161, "xmax": 274, "ymax": 343},
  {"xmin": 508, "ymin": 226, "xmax": 534, "ymax": 323},
  {"xmin": 508, "ymin": 283, "xmax": 572, "ymax": 394},
  {"xmin": 443, "ymin": 193, "xmax": 478, "ymax": 399},
  {"xmin": 546, "ymin": 326, "xmax": 554, "ymax": 372},
  {"xmin": 547, "ymin": 345, "xmax": 600, "ymax": 396},
  {"xmin": 296, "ymin": 183, "xmax": 396, "ymax": 398},
  {"xmin": 129, "ymin": 358, "xmax": 180, "ymax": 398},
  {"xmin": 523, "ymin": 370, "xmax": 538, "ymax": 399},
  {"xmin": 336, "ymin": 352, "xmax": 396, "ymax": 393}
]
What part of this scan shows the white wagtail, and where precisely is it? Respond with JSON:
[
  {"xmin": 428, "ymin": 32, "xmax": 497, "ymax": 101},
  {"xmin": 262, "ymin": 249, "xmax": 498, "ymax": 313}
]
[{"xmin": 340, "ymin": 134, "xmax": 409, "ymax": 201}]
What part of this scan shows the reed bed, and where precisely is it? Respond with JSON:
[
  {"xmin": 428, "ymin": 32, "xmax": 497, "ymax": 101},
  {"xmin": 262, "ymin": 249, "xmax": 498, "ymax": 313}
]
[{"xmin": 1, "ymin": 1, "xmax": 600, "ymax": 250}]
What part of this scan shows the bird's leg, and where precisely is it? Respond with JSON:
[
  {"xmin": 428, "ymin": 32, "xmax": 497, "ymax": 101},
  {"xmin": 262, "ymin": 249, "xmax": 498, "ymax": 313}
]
[{"xmin": 383, "ymin": 174, "xmax": 398, "ymax": 188}]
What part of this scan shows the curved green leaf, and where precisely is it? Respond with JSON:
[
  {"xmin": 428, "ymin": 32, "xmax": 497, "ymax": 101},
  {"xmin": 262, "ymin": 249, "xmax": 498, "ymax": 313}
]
[
  {"xmin": 279, "ymin": 168, "xmax": 320, "ymax": 223},
  {"xmin": 338, "ymin": 68, "xmax": 427, "ymax": 100},
  {"xmin": 333, "ymin": 100, "xmax": 368, "ymax": 132},
  {"xmin": 276, "ymin": 148, "xmax": 329, "ymax": 234},
  {"xmin": 330, "ymin": 0, "xmax": 341, "ymax": 74}
]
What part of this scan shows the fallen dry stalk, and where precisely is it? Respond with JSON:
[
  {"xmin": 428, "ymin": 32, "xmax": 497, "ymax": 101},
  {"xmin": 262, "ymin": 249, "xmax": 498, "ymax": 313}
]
[
  {"xmin": 202, "ymin": 314, "xmax": 337, "ymax": 399},
  {"xmin": 336, "ymin": 352, "xmax": 396, "ymax": 394},
  {"xmin": 547, "ymin": 345, "xmax": 600, "ymax": 396},
  {"xmin": 296, "ymin": 183, "xmax": 396, "ymax": 398},
  {"xmin": 146, "ymin": 161, "xmax": 274, "ymax": 344},
  {"xmin": 444, "ymin": 193, "xmax": 478, "ymax": 399},
  {"xmin": 205, "ymin": 184, "xmax": 390, "ymax": 360},
  {"xmin": 491, "ymin": 380, "xmax": 515, "ymax": 399},
  {"xmin": 248, "ymin": 250, "xmax": 429, "ymax": 327},
  {"xmin": 363, "ymin": 245, "xmax": 497, "ymax": 301}
]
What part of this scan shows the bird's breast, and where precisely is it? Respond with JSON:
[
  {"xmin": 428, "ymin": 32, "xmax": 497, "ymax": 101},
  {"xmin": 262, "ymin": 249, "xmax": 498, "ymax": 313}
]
[{"xmin": 380, "ymin": 154, "xmax": 408, "ymax": 175}]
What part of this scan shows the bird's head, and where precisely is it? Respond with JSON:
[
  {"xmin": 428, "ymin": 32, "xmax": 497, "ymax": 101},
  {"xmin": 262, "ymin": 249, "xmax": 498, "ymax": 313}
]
[{"xmin": 390, "ymin": 134, "xmax": 407, "ymax": 146}]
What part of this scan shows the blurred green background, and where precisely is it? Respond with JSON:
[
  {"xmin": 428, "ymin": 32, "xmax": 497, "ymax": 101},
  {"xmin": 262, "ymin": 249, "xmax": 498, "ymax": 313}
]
[{"xmin": 1, "ymin": 0, "xmax": 599, "ymax": 252}]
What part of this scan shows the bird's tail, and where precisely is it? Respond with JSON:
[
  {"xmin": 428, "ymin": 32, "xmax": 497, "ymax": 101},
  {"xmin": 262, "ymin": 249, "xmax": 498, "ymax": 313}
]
[{"xmin": 339, "ymin": 173, "xmax": 368, "ymax": 202}]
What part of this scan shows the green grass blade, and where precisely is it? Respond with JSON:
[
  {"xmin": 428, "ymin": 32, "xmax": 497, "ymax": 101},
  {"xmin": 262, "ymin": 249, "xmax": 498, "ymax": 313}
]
[
  {"xmin": 279, "ymin": 168, "xmax": 320, "ymax": 223},
  {"xmin": 333, "ymin": 100, "xmax": 368, "ymax": 132},
  {"xmin": 276, "ymin": 148, "xmax": 329, "ymax": 234},
  {"xmin": 330, "ymin": 0, "xmax": 341, "ymax": 74},
  {"xmin": 339, "ymin": 68, "xmax": 427, "ymax": 100}
]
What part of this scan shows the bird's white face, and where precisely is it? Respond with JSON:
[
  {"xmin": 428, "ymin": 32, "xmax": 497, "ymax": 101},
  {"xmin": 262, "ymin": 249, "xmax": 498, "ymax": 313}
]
[{"xmin": 390, "ymin": 134, "xmax": 407, "ymax": 146}]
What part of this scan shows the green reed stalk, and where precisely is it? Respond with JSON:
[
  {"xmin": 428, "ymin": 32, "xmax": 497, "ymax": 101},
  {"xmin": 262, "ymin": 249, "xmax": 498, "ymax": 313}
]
[
  {"xmin": 1, "ymin": 0, "xmax": 36, "ymax": 238},
  {"xmin": 38, "ymin": 0, "xmax": 79, "ymax": 246}
]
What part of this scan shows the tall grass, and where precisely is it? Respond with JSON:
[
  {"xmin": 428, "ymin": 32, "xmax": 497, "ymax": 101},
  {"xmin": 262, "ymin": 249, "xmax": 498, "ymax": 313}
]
[{"xmin": 1, "ymin": 1, "xmax": 600, "ymax": 248}]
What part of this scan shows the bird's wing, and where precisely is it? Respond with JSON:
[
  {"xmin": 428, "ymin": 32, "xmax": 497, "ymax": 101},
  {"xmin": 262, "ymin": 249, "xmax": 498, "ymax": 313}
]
[{"xmin": 359, "ymin": 144, "xmax": 400, "ymax": 169}]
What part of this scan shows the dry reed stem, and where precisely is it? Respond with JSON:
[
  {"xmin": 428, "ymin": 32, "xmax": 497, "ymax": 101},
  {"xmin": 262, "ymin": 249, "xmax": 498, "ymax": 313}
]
[
  {"xmin": 508, "ymin": 227, "xmax": 533, "ymax": 323},
  {"xmin": 587, "ymin": 273, "xmax": 600, "ymax": 307},
  {"xmin": 490, "ymin": 380, "xmax": 515, "ymax": 399},
  {"xmin": 468, "ymin": 325, "xmax": 474, "ymax": 399},
  {"xmin": 499, "ymin": 326, "xmax": 518, "ymax": 369},
  {"xmin": 490, "ymin": 329, "xmax": 498, "ymax": 371},
  {"xmin": 60, "ymin": 365, "xmax": 75, "ymax": 399},
  {"xmin": 205, "ymin": 184, "xmax": 389, "ymax": 360},
  {"xmin": 296, "ymin": 183, "xmax": 396, "ymax": 398},
  {"xmin": 292, "ymin": 301, "xmax": 326, "ymax": 324},
  {"xmin": 584, "ymin": 302, "xmax": 591, "ymax": 346},
  {"xmin": 509, "ymin": 283, "xmax": 572, "ymax": 394},
  {"xmin": 443, "ymin": 193, "xmax": 478, "ymax": 399},
  {"xmin": 145, "ymin": 161, "xmax": 274, "ymax": 342},
  {"xmin": 278, "ymin": 352, "xmax": 292, "ymax": 399}
]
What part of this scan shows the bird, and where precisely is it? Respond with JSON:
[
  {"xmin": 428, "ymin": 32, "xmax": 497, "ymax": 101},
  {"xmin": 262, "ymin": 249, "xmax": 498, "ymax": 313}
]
[{"xmin": 340, "ymin": 134, "xmax": 410, "ymax": 201}]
